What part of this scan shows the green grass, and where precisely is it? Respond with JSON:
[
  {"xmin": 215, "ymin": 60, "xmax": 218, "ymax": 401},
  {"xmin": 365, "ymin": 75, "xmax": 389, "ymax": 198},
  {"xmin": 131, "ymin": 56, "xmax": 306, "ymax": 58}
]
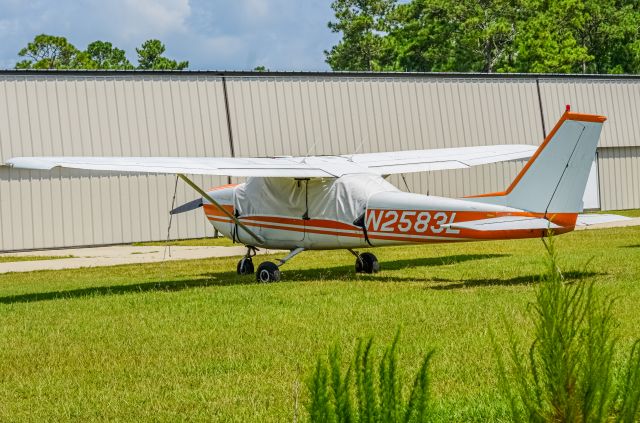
[
  {"xmin": 0, "ymin": 255, "xmax": 73, "ymax": 263},
  {"xmin": 132, "ymin": 236, "xmax": 234, "ymax": 247},
  {"xmin": 1, "ymin": 227, "xmax": 640, "ymax": 421}
]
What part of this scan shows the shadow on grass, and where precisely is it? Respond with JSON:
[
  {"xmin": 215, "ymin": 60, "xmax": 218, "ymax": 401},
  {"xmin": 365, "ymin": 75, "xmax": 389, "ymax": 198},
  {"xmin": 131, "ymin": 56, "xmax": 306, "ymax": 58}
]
[
  {"xmin": 375, "ymin": 254, "xmax": 508, "ymax": 271},
  {"xmin": 199, "ymin": 254, "xmax": 508, "ymax": 283},
  {"xmin": 622, "ymin": 244, "xmax": 640, "ymax": 249},
  {"xmin": 429, "ymin": 270, "xmax": 602, "ymax": 290},
  {"xmin": 0, "ymin": 275, "xmax": 245, "ymax": 305},
  {"xmin": 0, "ymin": 253, "xmax": 506, "ymax": 304}
]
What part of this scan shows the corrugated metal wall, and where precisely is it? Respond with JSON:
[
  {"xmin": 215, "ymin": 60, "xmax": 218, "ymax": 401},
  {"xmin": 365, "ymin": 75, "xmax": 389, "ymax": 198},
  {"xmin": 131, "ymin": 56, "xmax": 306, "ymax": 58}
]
[
  {"xmin": 225, "ymin": 76, "xmax": 540, "ymax": 198},
  {"xmin": 598, "ymin": 147, "xmax": 640, "ymax": 210},
  {"xmin": 539, "ymin": 79, "xmax": 640, "ymax": 147},
  {"xmin": 0, "ymin": 75, "xmax": 230, "ymax": 251},
  {"xmin": 538, "ymin": 79, "xmax": 640, "ymax": 211},
  {"xmin": 1, "ymin": 72, "xmax": 639, "ymax": 251}
]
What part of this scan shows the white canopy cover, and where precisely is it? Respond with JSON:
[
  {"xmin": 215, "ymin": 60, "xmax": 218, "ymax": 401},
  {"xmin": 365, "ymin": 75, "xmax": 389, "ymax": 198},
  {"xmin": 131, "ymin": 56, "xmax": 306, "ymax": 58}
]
[{"xmin": 233, "ymin": 174, "xmax": 398, "ymax": 224}]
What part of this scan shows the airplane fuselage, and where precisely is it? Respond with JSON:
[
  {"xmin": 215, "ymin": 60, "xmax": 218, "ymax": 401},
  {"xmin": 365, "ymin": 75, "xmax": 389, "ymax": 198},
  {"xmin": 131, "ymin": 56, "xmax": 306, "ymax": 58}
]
[{"xmin": 203, "ymin": 184, "xmax": 575, "ymax": 250}]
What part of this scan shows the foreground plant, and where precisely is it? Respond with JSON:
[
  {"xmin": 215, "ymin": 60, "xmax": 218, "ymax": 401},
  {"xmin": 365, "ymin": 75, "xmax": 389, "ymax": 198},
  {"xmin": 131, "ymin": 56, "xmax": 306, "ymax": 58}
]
[
  {"xmin": 496, "ymin": 236, "xmax": 640, "ymax": 422},
  {"xmin": 307, "ymin": 331, "xmax": 434, "ymax": 422}
]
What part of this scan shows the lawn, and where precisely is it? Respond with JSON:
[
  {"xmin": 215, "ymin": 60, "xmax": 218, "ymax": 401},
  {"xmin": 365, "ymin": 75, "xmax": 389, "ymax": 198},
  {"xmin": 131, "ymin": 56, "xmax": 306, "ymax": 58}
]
[
  {"xmin": 0, "ymin": 255, "xmax": 73, "ymax": 263},
  {"xmin": 1, "ymin": 226, "xmax": 639, "ymax": 422}
]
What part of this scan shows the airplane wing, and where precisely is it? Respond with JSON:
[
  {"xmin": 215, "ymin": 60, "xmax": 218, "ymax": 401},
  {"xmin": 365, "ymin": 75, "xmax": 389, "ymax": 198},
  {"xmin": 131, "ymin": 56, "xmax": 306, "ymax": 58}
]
[
  {"xmin": 5, "ymin": 144, "xmax": 536, "ymax": 178},
  {"xmin": 342, "ymin": 144, "xmax": 537, "ymax": 174},
  {"xmin": 443, "ymin": 216, "xmax": 561, "ymax": 231}
]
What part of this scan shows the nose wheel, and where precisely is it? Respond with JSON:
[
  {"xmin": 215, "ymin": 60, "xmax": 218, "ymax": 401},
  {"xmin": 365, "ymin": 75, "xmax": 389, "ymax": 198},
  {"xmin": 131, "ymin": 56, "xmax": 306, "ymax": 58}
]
[
  {"xmin": 237, "ymin": 257, "xmax": 254, "ymax": 275},
  {"xmin": 237, "ymin": 247, "xmax": 305, "ymax": 283},
  {"xmin": 350, "ymin": 250, "xmax": 380, "ymax": 274},
  {"xmin": 237, "ymin": 246, "xmax": 257, "ymax": 275}
]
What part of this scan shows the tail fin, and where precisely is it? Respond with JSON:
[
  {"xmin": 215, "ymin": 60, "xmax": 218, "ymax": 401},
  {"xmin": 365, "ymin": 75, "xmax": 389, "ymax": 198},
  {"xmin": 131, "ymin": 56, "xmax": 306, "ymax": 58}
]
[{"xmin": 469, "ymin": 110, "xmax": 606, "ymax": 214}]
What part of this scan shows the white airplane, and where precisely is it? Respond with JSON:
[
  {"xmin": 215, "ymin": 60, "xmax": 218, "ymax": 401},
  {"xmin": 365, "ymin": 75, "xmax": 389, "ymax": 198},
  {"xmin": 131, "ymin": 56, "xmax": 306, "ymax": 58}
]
[{"xmin": 6, "ymin": 109, "xmax": 618, "ymax": 282}]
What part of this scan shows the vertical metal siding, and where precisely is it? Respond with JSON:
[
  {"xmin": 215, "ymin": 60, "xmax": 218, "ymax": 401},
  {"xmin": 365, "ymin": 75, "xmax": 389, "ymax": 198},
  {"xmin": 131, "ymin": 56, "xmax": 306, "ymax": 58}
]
[
  {"xmin": 598, "ymin": 147, "xmax": 640, "ymax": 210},
  {"xmin": 226, "ymin": 76, "xmax": 541, "ymax": 198},
  {"xmin": 539, "ymin": 79, "xmax": 640, "ymax": 147},
  {"xmin": 0, "ymin": 75, "xmax": 230, "ymax": 251}
]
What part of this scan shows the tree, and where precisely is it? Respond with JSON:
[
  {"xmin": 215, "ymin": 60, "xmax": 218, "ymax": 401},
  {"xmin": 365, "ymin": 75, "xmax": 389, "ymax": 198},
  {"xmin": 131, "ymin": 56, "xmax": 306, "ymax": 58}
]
[
  {"xmin": 16, "ymin": 34, "xmax": 83, "ymax": 69},
  {"xmin": 499, "ymin": 0, "xmax": 640, "ymax": 74},
  {"xmin": 325, "ymin": 0, "xmax": 397, "ymax": 71},
  {"xmin": 85, "ymin": 41, "xmax": 133, "ymax": 70},
  {"xmin": 557, "ymin": 0, "xmax": 640, "ymax": 74},
  {"xmin": 15, "ymin": 35, "xmax": 134, "ymax": 70},
  {"xmin": 327, "ymin": 0, "xmax": 640, "ymax": 74},
  {"xmin": 135, "ymin": 39, "xmax": 188, "ymax": 70},
  {"xmin": 16, "ymin": 36, "xmax": 188, "ymax": 71},
  {"xmin": 387, "ymin": 0, "xmax": 518, "ymax": 72},
  {"xmin": 501, "ymin": 0, "xmax": 595, "ymax": 73}
]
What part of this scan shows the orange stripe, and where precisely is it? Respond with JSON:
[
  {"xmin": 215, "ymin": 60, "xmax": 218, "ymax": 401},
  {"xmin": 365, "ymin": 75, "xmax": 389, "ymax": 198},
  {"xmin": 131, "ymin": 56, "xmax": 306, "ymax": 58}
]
[
  {"xmin": 244, "ymin": 216, "xmax": 357, "ymax": 231},
  {"xmin": 206, "ymin": 216, "xmax": 364, "ymax": 239},
  {"xmin": 206, "ymin": 211, "xmax": 577, "ymax": 242},
  {"xmin": 565, "ymin": 112, "xmax": 607, "ymax": 123},
  {"xmin": 206, "ymin": 183, "xmax": 239, "ymax": 192},
  {"xmin": 466, "ymin": 110, "xmax": 606, "ymax": 199},
  {"xmin": 207, "ymin": 215, "xmax": 573, "ymax": 242},
  {"xmin": 208, "ymin": 211, "xmax": 577, "ymax": 228},
  {"xmin": 203, "ymin": 204, "xmax": 234, "ymax": 217}
]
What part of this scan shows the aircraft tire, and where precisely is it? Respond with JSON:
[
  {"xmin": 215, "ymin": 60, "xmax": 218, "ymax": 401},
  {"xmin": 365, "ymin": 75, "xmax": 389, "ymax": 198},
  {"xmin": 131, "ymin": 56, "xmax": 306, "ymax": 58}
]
[
  {"xmin": 237, "ymin": 257, "xmax": 254, "ymax": 275},
  {"xmin": 256, "ymin": 261, "xmax": 281, "ymax": 283},
  {"xmin": 355, "ymin": 252, "xmax": 380, "ymax": 274}
]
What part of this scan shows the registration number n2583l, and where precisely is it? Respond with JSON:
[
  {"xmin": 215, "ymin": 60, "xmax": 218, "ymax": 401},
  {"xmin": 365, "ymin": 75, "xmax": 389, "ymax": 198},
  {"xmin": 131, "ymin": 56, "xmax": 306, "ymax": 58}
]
[{"xmin": 365, "ymin": 210, "xmax": 461, "ymax": 235}]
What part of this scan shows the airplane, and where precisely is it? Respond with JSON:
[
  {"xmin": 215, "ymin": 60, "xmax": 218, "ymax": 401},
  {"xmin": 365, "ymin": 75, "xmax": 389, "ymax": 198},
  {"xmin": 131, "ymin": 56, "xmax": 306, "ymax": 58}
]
[{"xmin": 6, "ymin": 108, "xmax": 617, "ymax": 282}]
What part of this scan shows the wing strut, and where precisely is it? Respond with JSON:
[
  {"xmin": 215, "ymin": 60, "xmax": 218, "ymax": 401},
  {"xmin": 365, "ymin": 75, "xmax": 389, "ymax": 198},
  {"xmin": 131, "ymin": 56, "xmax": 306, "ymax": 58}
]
[{"xmin": 177, "ymin": 174, "xmax": 264, "ymax": 244}]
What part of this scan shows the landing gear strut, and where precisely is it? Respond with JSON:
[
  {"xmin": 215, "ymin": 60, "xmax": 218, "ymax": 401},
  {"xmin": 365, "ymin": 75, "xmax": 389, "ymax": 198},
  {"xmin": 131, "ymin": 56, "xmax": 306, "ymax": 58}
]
[
  {"xmin": 349, "ymin": 249, "xmax": 380, "ymax": 274},
  {"xmin": 256, "ymin": 247, "xmax": 305, "ymax": 283},
  {"xmin": 237, "ymin": 246, "xmax": 257, "ymax": 275}
]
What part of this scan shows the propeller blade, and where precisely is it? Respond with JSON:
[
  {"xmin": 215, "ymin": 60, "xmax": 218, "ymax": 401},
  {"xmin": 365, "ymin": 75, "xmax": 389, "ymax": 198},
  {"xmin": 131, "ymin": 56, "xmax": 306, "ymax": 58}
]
[{"xmin": 170, "ymin": 198, "xmax": 203, "ymax": 215}]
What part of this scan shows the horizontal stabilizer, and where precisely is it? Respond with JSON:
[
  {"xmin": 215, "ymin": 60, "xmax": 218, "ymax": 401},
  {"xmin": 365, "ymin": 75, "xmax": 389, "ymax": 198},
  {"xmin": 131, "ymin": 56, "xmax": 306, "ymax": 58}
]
[
  {"xmin": 443, "ymin": 216, "xmax": 560, "ymax": 231},
  {"xmin": 576, "ymin": 213, "xmax": 632, "ymax": 226}
]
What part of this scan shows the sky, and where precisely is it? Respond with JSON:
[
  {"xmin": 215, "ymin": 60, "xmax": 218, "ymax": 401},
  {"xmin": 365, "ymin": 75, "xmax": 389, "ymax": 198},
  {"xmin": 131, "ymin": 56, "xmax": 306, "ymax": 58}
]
[{"xmin": 0, "ymin": 0, "xmax": 339, "ymax": 70}]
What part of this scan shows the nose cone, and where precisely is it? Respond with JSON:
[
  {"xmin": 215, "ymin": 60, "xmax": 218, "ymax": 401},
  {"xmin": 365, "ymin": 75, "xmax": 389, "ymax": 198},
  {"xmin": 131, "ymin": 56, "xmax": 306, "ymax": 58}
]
[{"xmin": 202, "ymin": 184, "xmax": 239, "ymax": 222}]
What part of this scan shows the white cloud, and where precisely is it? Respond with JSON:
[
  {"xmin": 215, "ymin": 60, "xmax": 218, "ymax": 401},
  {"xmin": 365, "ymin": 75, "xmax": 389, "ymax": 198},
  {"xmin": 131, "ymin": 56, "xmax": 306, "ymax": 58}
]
[
  {"xmin": 242, "ymin": 0, "xmax": 271, "ymax": 21},
  {"xmin": 0, "ymin": 0, "xmax": 338, "ymax": 70},
  {"xmin": 111, "ymin": 0, "xmax": 191, "ymax": 39}
]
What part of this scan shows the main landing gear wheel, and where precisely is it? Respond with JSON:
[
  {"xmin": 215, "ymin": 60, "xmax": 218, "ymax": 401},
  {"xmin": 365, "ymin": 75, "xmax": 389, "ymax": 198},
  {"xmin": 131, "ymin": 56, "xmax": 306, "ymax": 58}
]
[
  {"xmin": 256, "ymin": 261, "xmax": 281, "ymax": 283},
  {"xmin": 355, "ymin": 252, "xmax": 380, "ymax": 274},
  {"xmin": 237, "ymin": 257, "xmax": 254, "ymax": 275}
]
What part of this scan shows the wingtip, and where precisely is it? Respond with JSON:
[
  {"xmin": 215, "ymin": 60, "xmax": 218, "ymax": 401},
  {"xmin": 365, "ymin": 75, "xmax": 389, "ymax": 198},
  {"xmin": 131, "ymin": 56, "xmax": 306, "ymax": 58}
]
[{"xmin": 5, "ymin": 157, "xmax": 55, "ymax": 171}]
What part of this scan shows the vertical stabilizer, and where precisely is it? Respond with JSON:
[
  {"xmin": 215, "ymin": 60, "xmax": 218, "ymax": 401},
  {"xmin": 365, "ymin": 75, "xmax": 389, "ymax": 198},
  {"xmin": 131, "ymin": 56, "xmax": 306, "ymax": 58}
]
[{"xmin": 468, "ymin": 110, "xmax": 606, "ymax": 215}]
